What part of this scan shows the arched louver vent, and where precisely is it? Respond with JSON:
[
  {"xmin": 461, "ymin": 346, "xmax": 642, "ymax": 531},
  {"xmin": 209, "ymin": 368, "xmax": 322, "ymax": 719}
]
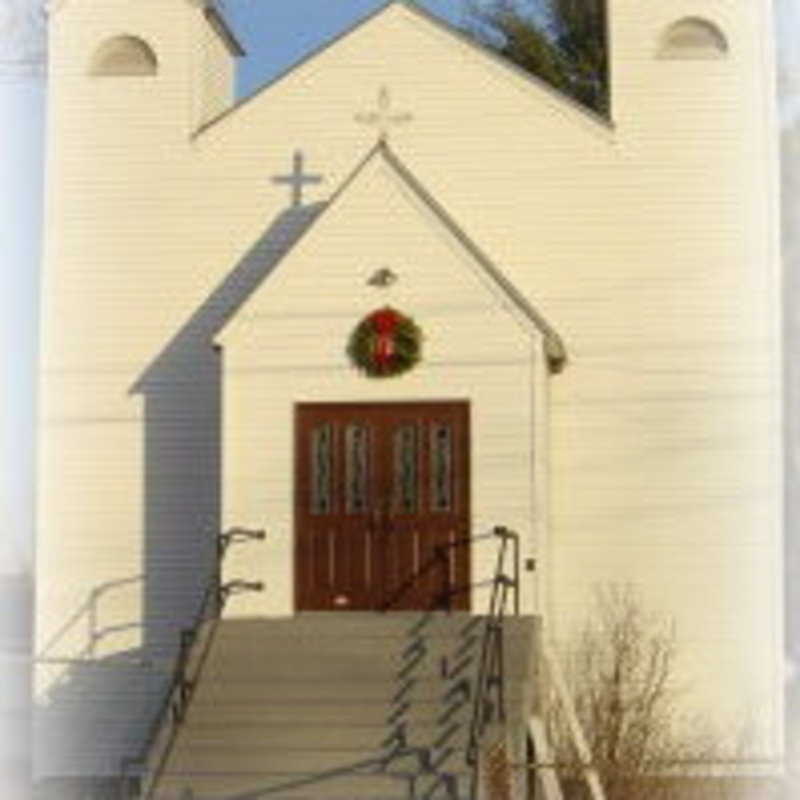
[
  {"xmin": 659, "ymin": 18, "xmax": 728, "ymax": 60},
  {"xmin": 89, "ymin": 35, "xmax": 158, "ymax": 76}
]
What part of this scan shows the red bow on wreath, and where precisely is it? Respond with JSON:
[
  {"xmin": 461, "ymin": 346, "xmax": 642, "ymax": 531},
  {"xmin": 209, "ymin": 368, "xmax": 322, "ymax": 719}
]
[
  {"xmin": 347, "ymin": 306, "xmax": 423, "ymax": 378},
  {"xmin": 370, "ymin": 307, "xmax": 401, "ymax": 370}
]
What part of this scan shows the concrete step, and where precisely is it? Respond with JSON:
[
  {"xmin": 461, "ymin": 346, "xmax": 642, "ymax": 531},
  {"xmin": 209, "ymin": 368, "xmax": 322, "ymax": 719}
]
[
  {"xmin": 204, "ymin": 657, "xmax": 400, "ymax": 680},
  {"xmin": 173, "ymin": 722, "xmax": 392, "ymax": 750},
  {"xmin": 185, "ymin": 700, "xmax": 389, "ymax": 726},
  {"xmin": 164, "ymin": 744, "xmax": 477, "ymax": 778},
  {"xmin": 191, "ymin": 665, "xmax": 535, "ymax": 694},
  {"xmin": 181, "ymin": 704, "xmax": 507, "ymax": 728},
  {"xmin": 174, "ymin": 719, "xmax": 493, "ymax": 755},
  {"xmin": 212, "ymin": 613, "xmax": 535, "ymax": 641},
  {"xmin": 209, "ymin": 629, "xmax": 417, "ymax": 648},
  {"xmin": 188, "ymin": 678, "xmax": 393, "ymax": 703},
  {"xmin": 156, "ymin": 756, "xmax": 475, "ymax": 798},
  {"xmin": 211, "ymin": 613, "xmax": 448, "ymax": 640},
  {"xmin": 212, "ymin": 617, "xmax": 534, "ymax": 642},
  {"xmin": 154, "ymin": 770, "xmax": 414, "ymax": 799},
  {"xmin": 165, "ymin": 746, "xmax": 398, "ymax": 776},
  {"xmin": 165, "ymin": 738, "xmax": 491, "ymax": 785},
  {"xmin": 188, "ymin": 672, "xmax": 532, "ymax": 695}
]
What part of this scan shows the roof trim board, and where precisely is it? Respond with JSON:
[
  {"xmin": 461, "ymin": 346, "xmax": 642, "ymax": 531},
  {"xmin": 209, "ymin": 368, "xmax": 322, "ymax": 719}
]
[
  {"xmin": 204, "ymin": 3, "xmax": 246, "ymax": 57},
  {"xmin": 375, "ymin": 142, "xmax": 567, "ymax": 372}
]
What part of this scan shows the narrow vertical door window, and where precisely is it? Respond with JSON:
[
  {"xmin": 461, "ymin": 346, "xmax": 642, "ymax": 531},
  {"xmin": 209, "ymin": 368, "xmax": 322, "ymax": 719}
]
[
  {"xmin": 310, "ymin": 423, "xmax": 333, "ymax": 514},
  {"xmin": 393, "ymin": 424, "xmax": 419, "ymax": 514},
  {"xmin": 345, "ymin": 424, "xmax": 370, "ymax": 514},
  {"xmin": 430, "ymin": 423, "xmax": 454, "ymax": 512}
]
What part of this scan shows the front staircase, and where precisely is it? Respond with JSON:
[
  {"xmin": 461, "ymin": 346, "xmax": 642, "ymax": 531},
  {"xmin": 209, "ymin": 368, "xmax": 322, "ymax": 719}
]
[{"xmin": 148, "ymin": 612, "xmax": 539, "ymax": 800}]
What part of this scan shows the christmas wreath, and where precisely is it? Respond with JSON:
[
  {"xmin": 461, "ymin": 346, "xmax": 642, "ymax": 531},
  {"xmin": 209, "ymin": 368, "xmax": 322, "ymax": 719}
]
[{"xmin": 347, "ymin": 307, "xmax": 423, "ymax": 378}]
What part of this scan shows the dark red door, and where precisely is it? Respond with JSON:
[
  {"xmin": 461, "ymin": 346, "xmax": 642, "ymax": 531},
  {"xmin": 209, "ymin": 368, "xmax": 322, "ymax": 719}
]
[{"xmin": 295, "ymin": 402, "xmax": 470, "ymax": 611}]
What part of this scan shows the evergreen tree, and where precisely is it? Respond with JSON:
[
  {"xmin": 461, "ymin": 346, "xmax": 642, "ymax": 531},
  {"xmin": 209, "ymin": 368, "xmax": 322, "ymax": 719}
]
[{"xmin": 467, "ymin": 0, "xmax": 609, "ymax": 116}]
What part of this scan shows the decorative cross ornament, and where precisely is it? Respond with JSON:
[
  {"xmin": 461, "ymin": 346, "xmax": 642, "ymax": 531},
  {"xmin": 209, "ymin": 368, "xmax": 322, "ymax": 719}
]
[
  {"xmin": 355, "ymin": 86, "xmax": 413, "ymax": 141},
  {"xmin": 272, "ymin": 150, "xmax": 323, "ymax": 207}
]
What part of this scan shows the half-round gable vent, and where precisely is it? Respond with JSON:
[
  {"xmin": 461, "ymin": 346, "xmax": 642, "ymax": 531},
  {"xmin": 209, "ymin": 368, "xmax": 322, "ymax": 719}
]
[
  {"xmin": 89, "ymin": 35, "xmax": 158, "ymax": 76},
  {"xmin": 659, "ymin": 18, "xmax": 728, "ymax": 59}
]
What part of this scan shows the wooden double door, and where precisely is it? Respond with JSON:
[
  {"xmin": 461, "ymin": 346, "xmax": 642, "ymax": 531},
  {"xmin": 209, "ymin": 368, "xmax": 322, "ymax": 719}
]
[{"xmin": 295, "ymin": 402, "xmax": 470, "ymax": 611}]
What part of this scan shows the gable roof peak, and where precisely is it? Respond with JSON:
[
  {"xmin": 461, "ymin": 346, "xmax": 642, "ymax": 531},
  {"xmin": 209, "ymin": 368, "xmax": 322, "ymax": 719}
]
[{"xmin": 217, "ymin": 138, "xmax": 567, "ymax": 372}]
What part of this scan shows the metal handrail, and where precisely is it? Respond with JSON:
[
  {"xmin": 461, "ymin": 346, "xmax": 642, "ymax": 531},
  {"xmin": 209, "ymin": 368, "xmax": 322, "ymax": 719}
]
[
  {"xmin": 542, "ymin": 641, "xmax": 607, "ymax": 800},
  {"xmin": 378, "ymin": 523, "xmax": 521, "ymax": 784},
  {"xmin": 120, "ymin": 528, "xmax": 265, "ymax": 799},
  {"xmin": 464, "ymin": 526, "xmax": 520, "ymax": 798},
  {"xmin": 380, "ymin": 527, "xmax": 520, "ymax": 614}
]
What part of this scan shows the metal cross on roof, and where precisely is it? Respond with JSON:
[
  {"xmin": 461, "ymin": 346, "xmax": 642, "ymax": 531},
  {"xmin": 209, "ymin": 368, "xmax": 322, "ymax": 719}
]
[
  {"xmin": 272, "ymin": 150, "xmax": 323, "ymax": 207},
  {"xmin": 355, "ymin": 86, "xmax": 413, "ymax": 141}
]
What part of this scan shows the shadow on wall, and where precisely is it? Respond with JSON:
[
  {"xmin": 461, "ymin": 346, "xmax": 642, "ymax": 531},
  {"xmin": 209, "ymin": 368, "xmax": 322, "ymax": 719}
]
[
  {"xmin": 35, "ymin": 182, "xmax": 328, "ymax": 798},
  {"xmin": 34, "ymin": 649, "xmax": 165, "ymax": 800},
  {"xmin": 35, "ymin": 576, "xmax": 158, "ymax": 797},
  {"xmin": 134, "ymin": 199, "xmax": 326, "ymax": 665}
]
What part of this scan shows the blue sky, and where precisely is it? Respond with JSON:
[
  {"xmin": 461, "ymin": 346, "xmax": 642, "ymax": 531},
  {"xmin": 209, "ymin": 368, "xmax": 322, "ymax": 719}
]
[{"xmin": 222, "ymin": 0, "xmax": 489, "ymax": 97}]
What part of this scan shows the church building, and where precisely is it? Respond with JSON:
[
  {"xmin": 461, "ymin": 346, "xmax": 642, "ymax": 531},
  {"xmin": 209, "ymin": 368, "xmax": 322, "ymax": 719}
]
[{"xmin": 35, "ymin": 1, "xmax": 783, "ymax": 797}]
